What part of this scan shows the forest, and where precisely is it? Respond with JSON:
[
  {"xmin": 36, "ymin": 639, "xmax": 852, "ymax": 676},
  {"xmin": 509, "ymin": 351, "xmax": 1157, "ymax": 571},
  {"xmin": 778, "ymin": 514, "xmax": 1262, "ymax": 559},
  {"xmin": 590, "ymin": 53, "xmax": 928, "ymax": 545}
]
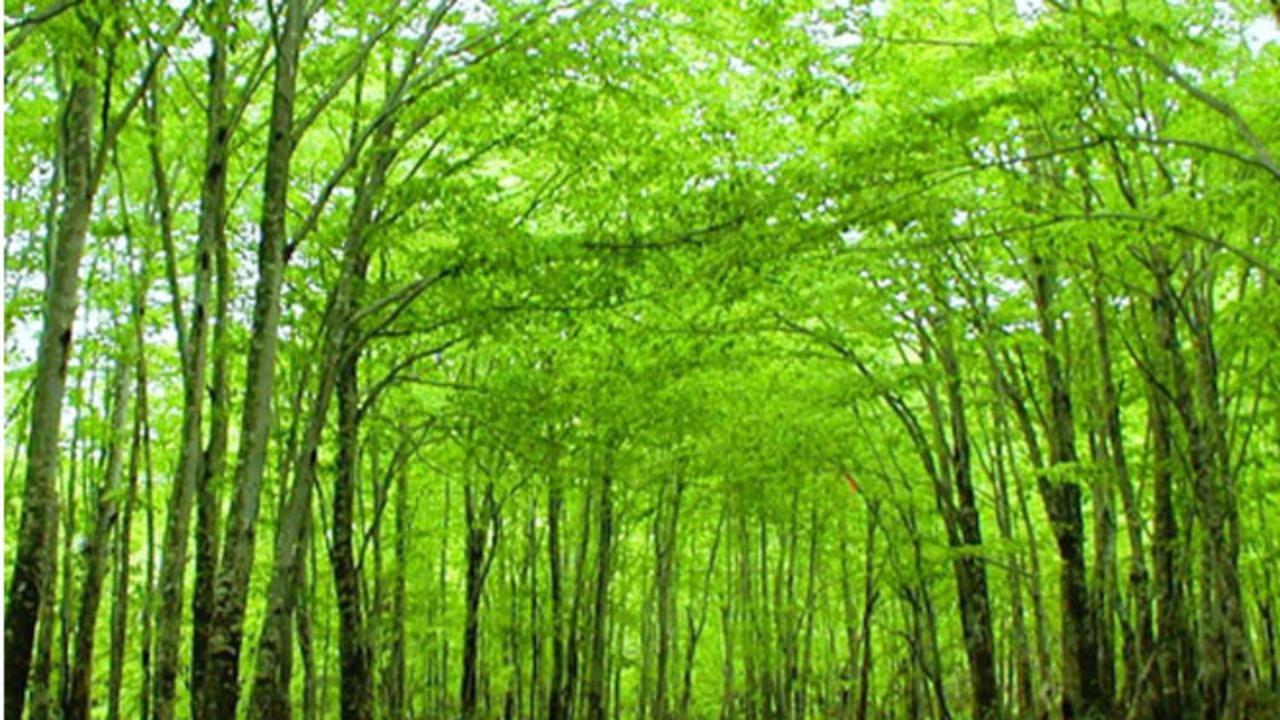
[{"xmin": 3, "ymin": 0, "xmax": 1279, "ymax": 719}]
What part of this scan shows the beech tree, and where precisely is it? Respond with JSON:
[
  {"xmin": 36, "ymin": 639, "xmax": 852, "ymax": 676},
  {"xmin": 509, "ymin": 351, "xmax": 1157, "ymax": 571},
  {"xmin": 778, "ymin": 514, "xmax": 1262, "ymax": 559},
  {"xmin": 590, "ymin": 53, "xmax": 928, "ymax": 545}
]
[{"xmin": 5, "ymin": 1, "xmax": 1279, "ymax": 719}]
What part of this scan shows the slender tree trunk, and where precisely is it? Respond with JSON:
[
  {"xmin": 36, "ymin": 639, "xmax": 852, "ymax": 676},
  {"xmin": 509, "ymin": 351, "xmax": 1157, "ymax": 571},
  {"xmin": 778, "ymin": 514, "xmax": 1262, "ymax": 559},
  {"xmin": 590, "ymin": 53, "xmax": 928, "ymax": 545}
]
[
  {"xmin": 27, "ymin": 494, "xmax": 59, "ymax": 720},
  {"xmin": 1149, "ymin": 255, "xmax": 1193, "ymax": 719},
  {"xmin": 191, "ymin": 3, "xmax": 233, "ymax": 715},
  {"xmin": 742, "ymin": 513, "xmax": 762, "ymax": 720},
  {"xmin": 548, "ymin": 472, "xmax": 567, "ymax": 720},
  {"xmin": 1088, "ymin": 250, "xmax": 1155, "ymax": 717},
  {"xmin": 1187, "ymin": 275, "xmax": 1254, "ymax": 718},
  {"xmin": 248, "ymin": 41, "xmax": 408, "ymax": 715},
  {"xmin": 109, "ymin": 281, "xmax": 150, "ymax": 720},
  {"xmin": 839, "ymin": 516, "xmax": 859, "ymax": 715},
  {"xmin": 203, "ymin": 0, "xmax": 307, "ymax": 714},
  {"xmin": 63, "ymin": 355, "xmax": 132, "ymax": 720},
  {"xmin": 904, "ymin": 506, "xmax": 951, "ymax": 720},
  {"xmin": 930, "ymin": 312, "xmax": 1001, "ymax": 720},
  {"xmin": 720, "ymin": 597, "xmax": 736, "ymax": 720},
  {"xmin": 141, "ymin": 335, "xmax": 159, "ymax": 720},
  {"xmin": 798, "ymin": 506, "xmax": 818, "ymax": 719},
  {"xmin": 680, "ymin": 503, "xmax": 724, "ymax": 719},
  {"xmin": 1261, "ymin": 595, "xmax": 1278, "ymax": 692},
  {"xmin": 150, "ymin": 27, "xmax": 224, "ymax": 717},
  {"xmin": 1088, "ymin": 427, "xmax": 1119, "ymax": 710},
  {"xmin": 568, "ymin": 485, "xmax": 594, "ymax": 718},
  {"xmin": 985, "ymin": 372, "xmax": 1036, "ymax": 717},
  {"xmin": 437, "ymin": 475, "xmax": 453, "ymax": 713},
  {"xmin": 298, "ymin": 504, "xmax": 317, "ymax": 720},
  {"xmin": 856, "ymin": 509, "xmax": 878, "ymax": 720},
  {"xmin": 389, "ymin": 460, "xmax": 409, "ymax": 720},
  {"xmin": 654, "ymin": 477, "xmax": 683, "ymax": 720},
  {"xmin": 461, "ymin": 476, "xmax": 492, "ymax": 720},
  {"xmin": 56, "ymin": 369, "xmax": 86, "ymax": 720},
  {"xmin": 998, "ymin": 351, "xmax": 1054, "ymax": 714},
  {"xmin": 526, "ymin": 494, "xmax": 541, "ymax": 720},
  {"xmin": 5, "ymin": 36, "xmax": 97, "ymax": 720},
  {"xmin": 331, "ymin": 351, "xmax": 374, "ymax": 720},
  {"xmin": 237, "ymin": 392, "xmax": 304, "ymax": 717},
  {"xmin": 1030, "ymin": 252, "xmax": 1105, "ymax": 720},
  {"xmin": 585, "ymin": 471, "xmax": 615, "ymax": 720},
  {"xmin": 900, "ymin": 599, "xmax": 923, "ymax": 720}
]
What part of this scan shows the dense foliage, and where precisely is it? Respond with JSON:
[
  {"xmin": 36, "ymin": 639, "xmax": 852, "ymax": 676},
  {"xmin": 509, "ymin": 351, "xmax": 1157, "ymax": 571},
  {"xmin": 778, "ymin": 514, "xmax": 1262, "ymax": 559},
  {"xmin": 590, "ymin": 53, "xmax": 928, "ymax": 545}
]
[{"xmin": 4, "ymin": 1, "xmax": 1279, "ymax": 719}]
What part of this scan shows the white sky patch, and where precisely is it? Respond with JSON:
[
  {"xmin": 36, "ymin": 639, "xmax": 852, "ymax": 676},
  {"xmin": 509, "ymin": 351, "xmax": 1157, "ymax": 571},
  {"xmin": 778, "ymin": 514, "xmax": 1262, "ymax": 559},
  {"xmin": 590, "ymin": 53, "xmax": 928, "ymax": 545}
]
[
  {"xmin": 807, "ymin": 20, "xmax": 862, "ymax": 50},
  {"xmin": 727, "ymin": 55, "xmax": 755, "ymax": 76},
  {"xmin": 312, "ymin": 7, "xmax": 334, "ymax": 34},
  {"xmin": 457, "ymin": 0, "xmax": 496, "ymax": 26},
  {"xmin": 1172, "ymin": 61, "xmax": 1204, "ymax": 83},
  {"xmin": 1244, "ymin": 14, "xmax": 1280, "ymax": 53},
  {"xmin": 190, "ymin": 36, "xmax": 212, "ymax": 59},
  {"xmin": 789, "ymin": 3, "xmax": 868, "ymax": 53},
  {"xmin": 434, "ymin": 24, "xmax": 466, "ymax": 53},
  {"xmin": 1014, "ymin": 0, "xmax": 1046, "ymax": 23},
  {"xmin": 549, "ymin": 6, "xmax": 578, "ymax": 25},
  {"xmin": 1127, "ymin": 112, "xmax": 1154, "ymax": 137}
]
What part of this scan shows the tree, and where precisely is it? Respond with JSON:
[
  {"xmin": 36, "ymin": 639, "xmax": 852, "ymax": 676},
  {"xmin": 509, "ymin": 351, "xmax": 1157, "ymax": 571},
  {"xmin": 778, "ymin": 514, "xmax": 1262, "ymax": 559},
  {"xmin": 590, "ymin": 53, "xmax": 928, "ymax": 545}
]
[{"xmin": 6, "ymin": 2, "xmax": 1279, "ymax": 720}]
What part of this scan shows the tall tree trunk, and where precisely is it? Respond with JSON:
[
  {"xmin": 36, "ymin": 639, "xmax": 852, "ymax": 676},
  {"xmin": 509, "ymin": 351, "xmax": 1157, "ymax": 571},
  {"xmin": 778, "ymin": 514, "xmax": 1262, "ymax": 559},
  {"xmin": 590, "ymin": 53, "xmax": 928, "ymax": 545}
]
[
  {"xmin": 737, "ymin": 511, "xmax": 758, "ymax": 720},
  {"xmin": 856, "ymin": 509, "xmax": 879, "ymax": 720},
  {"xmin": 109, "ymin": 279, "xmax": 151, "ymax": 720},
  {"xmin": 585, "ymin": 470, "xmax": 615, "ymax": 720},
  {"xmin": 437, "ymin": 474, "xmax": 453, "ymax": 712},
  {"xmin": 1088, "ymin": 427, "xmax": 1119, "ymax": 709},
  {"xmin": 297, "ymin": 503, "xmax": 317, "ymax": 720},
  {"xmin": 5, "ymin": 34, "xmax": 97, "ymax": 720},
  {"xmin": 191, "ymin": 2, "xmax": 233, "ymax": 715},
  {"xmin": 243, "ymin": 389, "xmax": 307, "ymax": 719},
  {"xmin": 150, "ymin": 20, "xmax": 225, "ymax": 714},
  {"xmin": 928, "ymin": 310, "xmax": 1001, "ymax": 720},
  {"xmin": 1088, "ymin": 249, "xmax": 1155, "ymax": 717},
  {"xmin": 27, "ymin": 482, "xmax": 60, "ymax": 720},
  {"xmin": 839, "ymin": 515, "xmax": 859, "ymax": 715},
  {"xmin": 567, "ymin": 484, "xmax": 594, "ymax": 718},
  {"xmin": 654, "ymin": 477, "xmax": 683, "ymax": 720},
  {"xmin": 1030, "ymin": 252, "xmax": 1104, "ymax": 719},
  {"xmin": 1149, "ymin": 253, "xmax": 1254, "ymax": 719},
  {"xmin": 461, "ymin": 475, "xmax": 495, "ymax": 720},
  {"xmin": 63, "ymin": 354, "xmax": 132, "ymax": 720},
  {"xmin": 247, "ymin": 41, "xmax": 408, "ymax": 715},
  {"xmin": 331, "ymin": 351, "xmax": 374, "ymax": 720},
  {"xmin": 389, "ymin": 458, "xmax": 409, "ymax": 720},
  {"xmin": 1148, "ymin": 253, "xmax": 1193, "ymax": 719},
  {"xmin": 985, "ymin": 364, "xmax": 1036, "ymax": 717},
  {"xmin": 203, "ymin": 0, "xmax": 307, "ymax": 714},
  {"xmin": 997, "ymin": 350, "xmax": 1054, "ymax": 714},
  {"xmin": 680, "ymin": 503, "xmax": 725, "ymax": 719},
  {"xmin": 1186, "ymin": 274, "xmax": 1254, "ymax": 718},
  {"xmin": 798, "ymin": 506, "xmax": 819, "ymax": 720},
  {"xmin": 720, "ymin": 592, "xmax": 736, "ymax": 720},
  {"xmin": 141, "ymin": 337, "xmax": 159, "ymax": 720},
  {"xmin": 903, "ymin": 505, "xmax": 951, "ymax": 720},
  {"xmin": 57, "ymin": 368, "xmax": 86, "ymax": 720},
  {"xmin": 526, "ymin": 494, "xmax": 541, "ymax": 720},
  {"xmin": 547, "ymin": 472, "xmax": 567, "ymax": 720}
]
